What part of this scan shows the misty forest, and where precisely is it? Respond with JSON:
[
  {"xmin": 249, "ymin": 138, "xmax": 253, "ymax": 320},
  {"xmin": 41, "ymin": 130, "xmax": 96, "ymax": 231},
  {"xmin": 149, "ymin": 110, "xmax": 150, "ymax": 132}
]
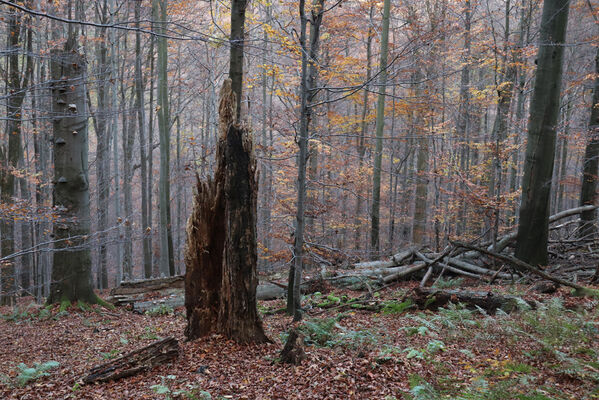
[{"xmin": 1, "ymin": 0, "xmax": 599, "ymax": 398}]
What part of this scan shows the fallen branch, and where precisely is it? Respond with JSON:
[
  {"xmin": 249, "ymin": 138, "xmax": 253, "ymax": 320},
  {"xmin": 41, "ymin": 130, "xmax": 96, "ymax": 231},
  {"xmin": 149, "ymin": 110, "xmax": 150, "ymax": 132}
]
[
  {"xmin": 452, "ymin": 241, "xmax": 599, "ymax": 296},
  {"xmin": 351, "ymin": 247, "xmax": 418, "ymax": 269}
]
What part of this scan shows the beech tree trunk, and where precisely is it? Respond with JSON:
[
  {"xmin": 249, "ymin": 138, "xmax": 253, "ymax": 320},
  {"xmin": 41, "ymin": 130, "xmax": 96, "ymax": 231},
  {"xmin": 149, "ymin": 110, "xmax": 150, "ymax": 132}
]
[
  {"xmin": 47, "ymin": 29, "xmax": 97, "ymax": 305},
  {"xmin": 578, "ymin": 46, "xmax": 599, "ymax": 238},
  {"xmin": 370, "ymin": 0, "xmax": 391, "ymax": 256},
  {"xmin": 515, "ymin": 0, "xmax": 570, "ymax": 266},
  {"xmin": 153, "ymin": 0, "xmax": 174, "ymax": 277}
]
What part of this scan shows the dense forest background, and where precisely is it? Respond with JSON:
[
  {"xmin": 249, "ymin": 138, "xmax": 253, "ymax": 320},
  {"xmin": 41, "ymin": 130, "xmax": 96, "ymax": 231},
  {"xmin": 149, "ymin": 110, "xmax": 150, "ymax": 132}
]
[{"xmin": 0, "ymin": 0, "xmax": 597, "ymax": 301}]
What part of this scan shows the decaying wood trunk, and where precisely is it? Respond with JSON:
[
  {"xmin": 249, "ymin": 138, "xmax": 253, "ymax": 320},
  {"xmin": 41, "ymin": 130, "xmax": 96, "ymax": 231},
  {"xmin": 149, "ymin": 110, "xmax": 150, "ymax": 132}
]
[
  {"xmin": 280, "ymin": 328, "xmax": 307, "ymax": 365},
  {"xmin": 185, "ymin": 80, "xmax": 268, "ymax": 343},
  {"xmin": 412, "ymin": 287, "xmax": 533, "ymax": 313},
  {"xmin": 82, "ymin": 337, "xmax": 179, "ymax": 384}
]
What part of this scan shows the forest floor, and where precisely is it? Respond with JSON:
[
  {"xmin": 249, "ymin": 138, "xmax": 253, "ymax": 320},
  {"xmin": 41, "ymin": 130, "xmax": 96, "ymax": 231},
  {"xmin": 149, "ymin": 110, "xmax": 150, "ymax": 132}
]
[{"xmin": 1, "ymin": 279, "xmax": 599, "ymax": 400}]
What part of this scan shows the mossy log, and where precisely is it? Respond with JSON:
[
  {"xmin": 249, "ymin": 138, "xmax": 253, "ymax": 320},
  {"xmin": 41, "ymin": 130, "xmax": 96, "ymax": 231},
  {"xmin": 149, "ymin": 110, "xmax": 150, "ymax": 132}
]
[{"xmin": 412, "ymin": 287, "xmax": 533, "ymax": 313}]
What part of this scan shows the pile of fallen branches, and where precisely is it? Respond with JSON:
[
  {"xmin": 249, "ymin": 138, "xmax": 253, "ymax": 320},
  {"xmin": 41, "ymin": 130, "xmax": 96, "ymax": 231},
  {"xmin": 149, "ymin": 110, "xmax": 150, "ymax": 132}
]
[{"xmin": 331, "ymin": 205, "xmax": 599, "ymax": 293}]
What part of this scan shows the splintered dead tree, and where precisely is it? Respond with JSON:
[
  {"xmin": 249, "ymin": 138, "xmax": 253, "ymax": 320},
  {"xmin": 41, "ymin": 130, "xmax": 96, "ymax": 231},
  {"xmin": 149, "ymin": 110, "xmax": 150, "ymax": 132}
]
[
  {"xmin": 47, "ymin": 36, "xmax": 97, "ymax": 305},
  {"xmin": 184, "ymin": 80, "xmax": 268, "ymax": 343}
]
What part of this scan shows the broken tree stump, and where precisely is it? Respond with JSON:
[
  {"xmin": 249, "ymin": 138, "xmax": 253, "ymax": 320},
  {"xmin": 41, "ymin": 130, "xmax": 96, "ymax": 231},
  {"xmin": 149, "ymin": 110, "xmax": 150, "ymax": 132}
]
[
  {"xmin": 411, "ymin": 287, "xmax": 533, "ymax": 313},
  {"xmin": 82, "ymin": 337, "xmax": 179, "ymax": 384},
  {"xmin": 280, "ymin": 328, "xmax": 307, "ymax": 365},
  {"xmin": 185, "ymin": 79, "xmax": 268, "ymax": 343}
]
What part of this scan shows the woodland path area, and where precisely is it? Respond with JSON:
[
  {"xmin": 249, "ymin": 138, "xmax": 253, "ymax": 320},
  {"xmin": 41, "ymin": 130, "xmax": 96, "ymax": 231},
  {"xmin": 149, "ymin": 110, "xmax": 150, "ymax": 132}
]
[{"xmin": 2, "ymin": 278, "xmax": 599, "ymax": 399}]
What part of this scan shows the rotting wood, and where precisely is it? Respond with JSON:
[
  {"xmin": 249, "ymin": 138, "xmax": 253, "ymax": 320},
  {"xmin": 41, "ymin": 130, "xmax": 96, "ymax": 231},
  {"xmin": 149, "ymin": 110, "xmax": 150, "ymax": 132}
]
[
  {"xmin": 412, "ymin": 287, "xmax": 533, "ymax": 313},
  {"xmin": 82, "ymin": 337, "xmax": 179, "ymax": 384},
  {"xmin": 280, "ymin": 328, "xmax": 307, "ymax": 365}
]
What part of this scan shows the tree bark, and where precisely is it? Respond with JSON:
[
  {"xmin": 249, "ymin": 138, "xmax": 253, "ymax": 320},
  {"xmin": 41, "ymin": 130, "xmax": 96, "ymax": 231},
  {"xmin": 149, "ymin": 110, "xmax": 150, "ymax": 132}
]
[
  {"xmin": 153, "ymin": 0, "xmax": 174, "ymax": 277},
  {"xmin": 578, "ymin": 46, "xmax": 599, "ymax": 238},
  {"xmin": 83, "ymin": 337, "xmax": 179, "ymax": 384},
  {"xmin": 370, "ymin": 0, "xmax": 391, "ymax": 257},
  {"xmin": 287, "ymin": 0, "xmax": 325, "ymax": 320},
  {"xmin": 185, "ymin": 114, "xmax": 268, "ymax": 343},
  {"xmin": 1, "ymin": 8, "xmax": 29, "ymax": 306},
  {"xmin": 47, "ymin": 31, "xmax": 97, "ymax": 304},
  {"xmin": 135, "ymin": 0, "xmax": 152, "ymax": 279},
  {"xmin": 515, "ymin": 0, "xmax": 570, "ymax": 266},
  {"xmin": 354, "ymin": 5, "xmax": 373, "ymax": 251}
]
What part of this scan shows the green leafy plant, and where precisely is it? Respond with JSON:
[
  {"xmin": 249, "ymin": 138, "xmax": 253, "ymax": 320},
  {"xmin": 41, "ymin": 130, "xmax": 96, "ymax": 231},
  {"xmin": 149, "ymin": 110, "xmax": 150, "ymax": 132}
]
[
  {"xmin": 151, "ymin": 375, "xmax": 211, "ymax": 399},
  {"xmin": 100, "ymin": 349, "xmax": 120, "ymax": 360},
  {"xmin": 145, "ymin": 304, "xmax": 174, "ymax": 316},
  {"xmin": 15, "ymin": 361, "xmax": 59, "ymax": 387},
  {"xmin": 381, "ymin": 299, "xmax": 413, "ymax": 314},
  {"xmin": 433, "ymin": 277, "xmax": 464, "ymax": 289}
]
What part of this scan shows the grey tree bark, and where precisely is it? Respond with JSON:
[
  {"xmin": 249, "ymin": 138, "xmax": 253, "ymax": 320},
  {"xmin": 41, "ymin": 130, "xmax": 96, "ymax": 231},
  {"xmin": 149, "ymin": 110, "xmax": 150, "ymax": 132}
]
[
  {"xmin": 47, "ymin": 23, "xmax": 97, "ymax": 305},
  {"xmin": 578, "ymin": 45, "xmax": 599, "ymax": 238},
  {"xmin": 153, "ymin": 0, "xmax": 174, "ymax": 277},
  {"xmin": 287, "ymin": 0, "xmax": 325, "ymax": 320},
  {"xmin": 135, "ymin": 0, "xmax": 152, "ymax": 279},
  {"xmin": 515, "ymin": 0, "xmax": 570, "ymax": 266},
  {"xmin": 1, "ymin": 8, "xmax": 31, "ymax": 305},
  {"xmin": 370, "ymin": 0, "xmax": 391, "ymax": 257}
]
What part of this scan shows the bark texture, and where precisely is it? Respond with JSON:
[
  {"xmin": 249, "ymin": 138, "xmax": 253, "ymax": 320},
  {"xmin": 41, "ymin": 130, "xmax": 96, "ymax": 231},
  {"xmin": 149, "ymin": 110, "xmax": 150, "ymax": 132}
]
[
  {"xmin": 579, "ymin": 46, "xmax": 599, "ymax": 238},
  {"xmin": 47, "ymin": 42, "xmax": 96, "ymax": 304},
  {"xmin": 185, "ymin": 81, "xmax": 268, "ymax": 343},
  {"xmin": 83, "ymin": 337, "xmax": 179, "ymax": 384},
  {"xmin": 515, "ymin": 0, "xmax": 570, "ymax": 266}
]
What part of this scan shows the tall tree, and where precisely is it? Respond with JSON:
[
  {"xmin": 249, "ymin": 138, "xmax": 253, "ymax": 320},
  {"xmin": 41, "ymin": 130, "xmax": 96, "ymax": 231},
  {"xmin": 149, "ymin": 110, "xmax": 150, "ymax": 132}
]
[
  {"xmin": 1, "ymin": 7, "xmax": 32, "ymax": 305},
  {"xmin": 92, "ymin": 0, "xmax": 110, "ymax": 289},
  {"xmin": 355, "ymin": 4, "xmax": 374, "ymax": 251},
  {"xmin": 578, "ymin": 44, "xmax": 599, "ymax": 238},
  {"xmin": 47, "ymin": 5, "xmax": 97, "ymax": 305},
  {"xmin": 287, "ymin": 0, "xmax": 325, "ymax": 320},
  {"xmin": 515, "ymin": 0, "xmax": 571, "ymax": 266},
  {"xmin": 153, "ymin": 0, "xmax": 175, "ymax": 276},
  {"xmin": 370, "ymin": 0, "xmax": 392, "ymax": 256},
  {"xmin": 136, "ymin": 0, "xmax": 152, "ymax": 279}
]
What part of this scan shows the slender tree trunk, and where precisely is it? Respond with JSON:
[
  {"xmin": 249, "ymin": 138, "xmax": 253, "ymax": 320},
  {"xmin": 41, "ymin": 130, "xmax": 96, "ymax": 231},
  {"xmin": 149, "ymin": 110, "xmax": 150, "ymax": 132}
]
[
  {"xmin": 135, "ymin": 0, "xmax": 151, "ymax": 279},
  {"xmin": 354, "ymin": 5, "xmax": 373, "ymax": 251},
  {"xmin": 370, "ymin": 0, "xmax": 391, "ymax": 257},
  {"xmin": 153, "ymin": 0, "xmax": 174, "ymax": 276},
  {"xmin": 412, "ymin": 72, "xmax": 428, "ymax": 245},
  {"xmin": 515, "ymin": 0, "xmax": 570, "ymax": 266},
  {"xmin": 287, "ymin": 0, "xmax": 325, "ymax": 320},
  {"xmin": 578, "ymin": 46, "xmax": 599, "ymax": 238},
  {"xmin": 94, "ymin": 0, "xmax": 110, "ymax": 289},
  {"xmin": 1, "ymin": 9, "xmax": 30, "ymax": 305}
]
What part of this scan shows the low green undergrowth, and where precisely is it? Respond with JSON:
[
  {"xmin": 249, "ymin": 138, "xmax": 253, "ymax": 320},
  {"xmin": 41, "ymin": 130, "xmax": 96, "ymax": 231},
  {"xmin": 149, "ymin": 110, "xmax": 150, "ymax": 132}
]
[{"xmin": 0, "ymin": 361, "xmax": 60, "ymax": 387}]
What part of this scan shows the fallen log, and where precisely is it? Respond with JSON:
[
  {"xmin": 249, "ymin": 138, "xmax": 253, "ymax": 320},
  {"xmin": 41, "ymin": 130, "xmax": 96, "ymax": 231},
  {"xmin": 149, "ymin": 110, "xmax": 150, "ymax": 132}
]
[
  {"xmin": 382, "ymin": 262, "xmax": 428, "ymax": 283},
  {"xmin": 110, "ymin": 276, "xmax": 184, "ymax": 297},
  {"xmin": 452, "ymin": 241, "xmax": 599, "ymax": 296},
  {"xmin": 445, "ymin": 257, "xmax": 513, "ymax": 279},
  {"xmin": 411, "ymin": 287, "xmax": 533, "ymax": 313},
  {"xmin": 82, "ymin": 337, "xmax": 179, "ymax": 384},
  {"xmin": 350, "ymin": 247, "xmax": 417, "ymax": 270},
  {"xmin": 414, "ymin": 252, "xmax": 491, "ymax": 283}
]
